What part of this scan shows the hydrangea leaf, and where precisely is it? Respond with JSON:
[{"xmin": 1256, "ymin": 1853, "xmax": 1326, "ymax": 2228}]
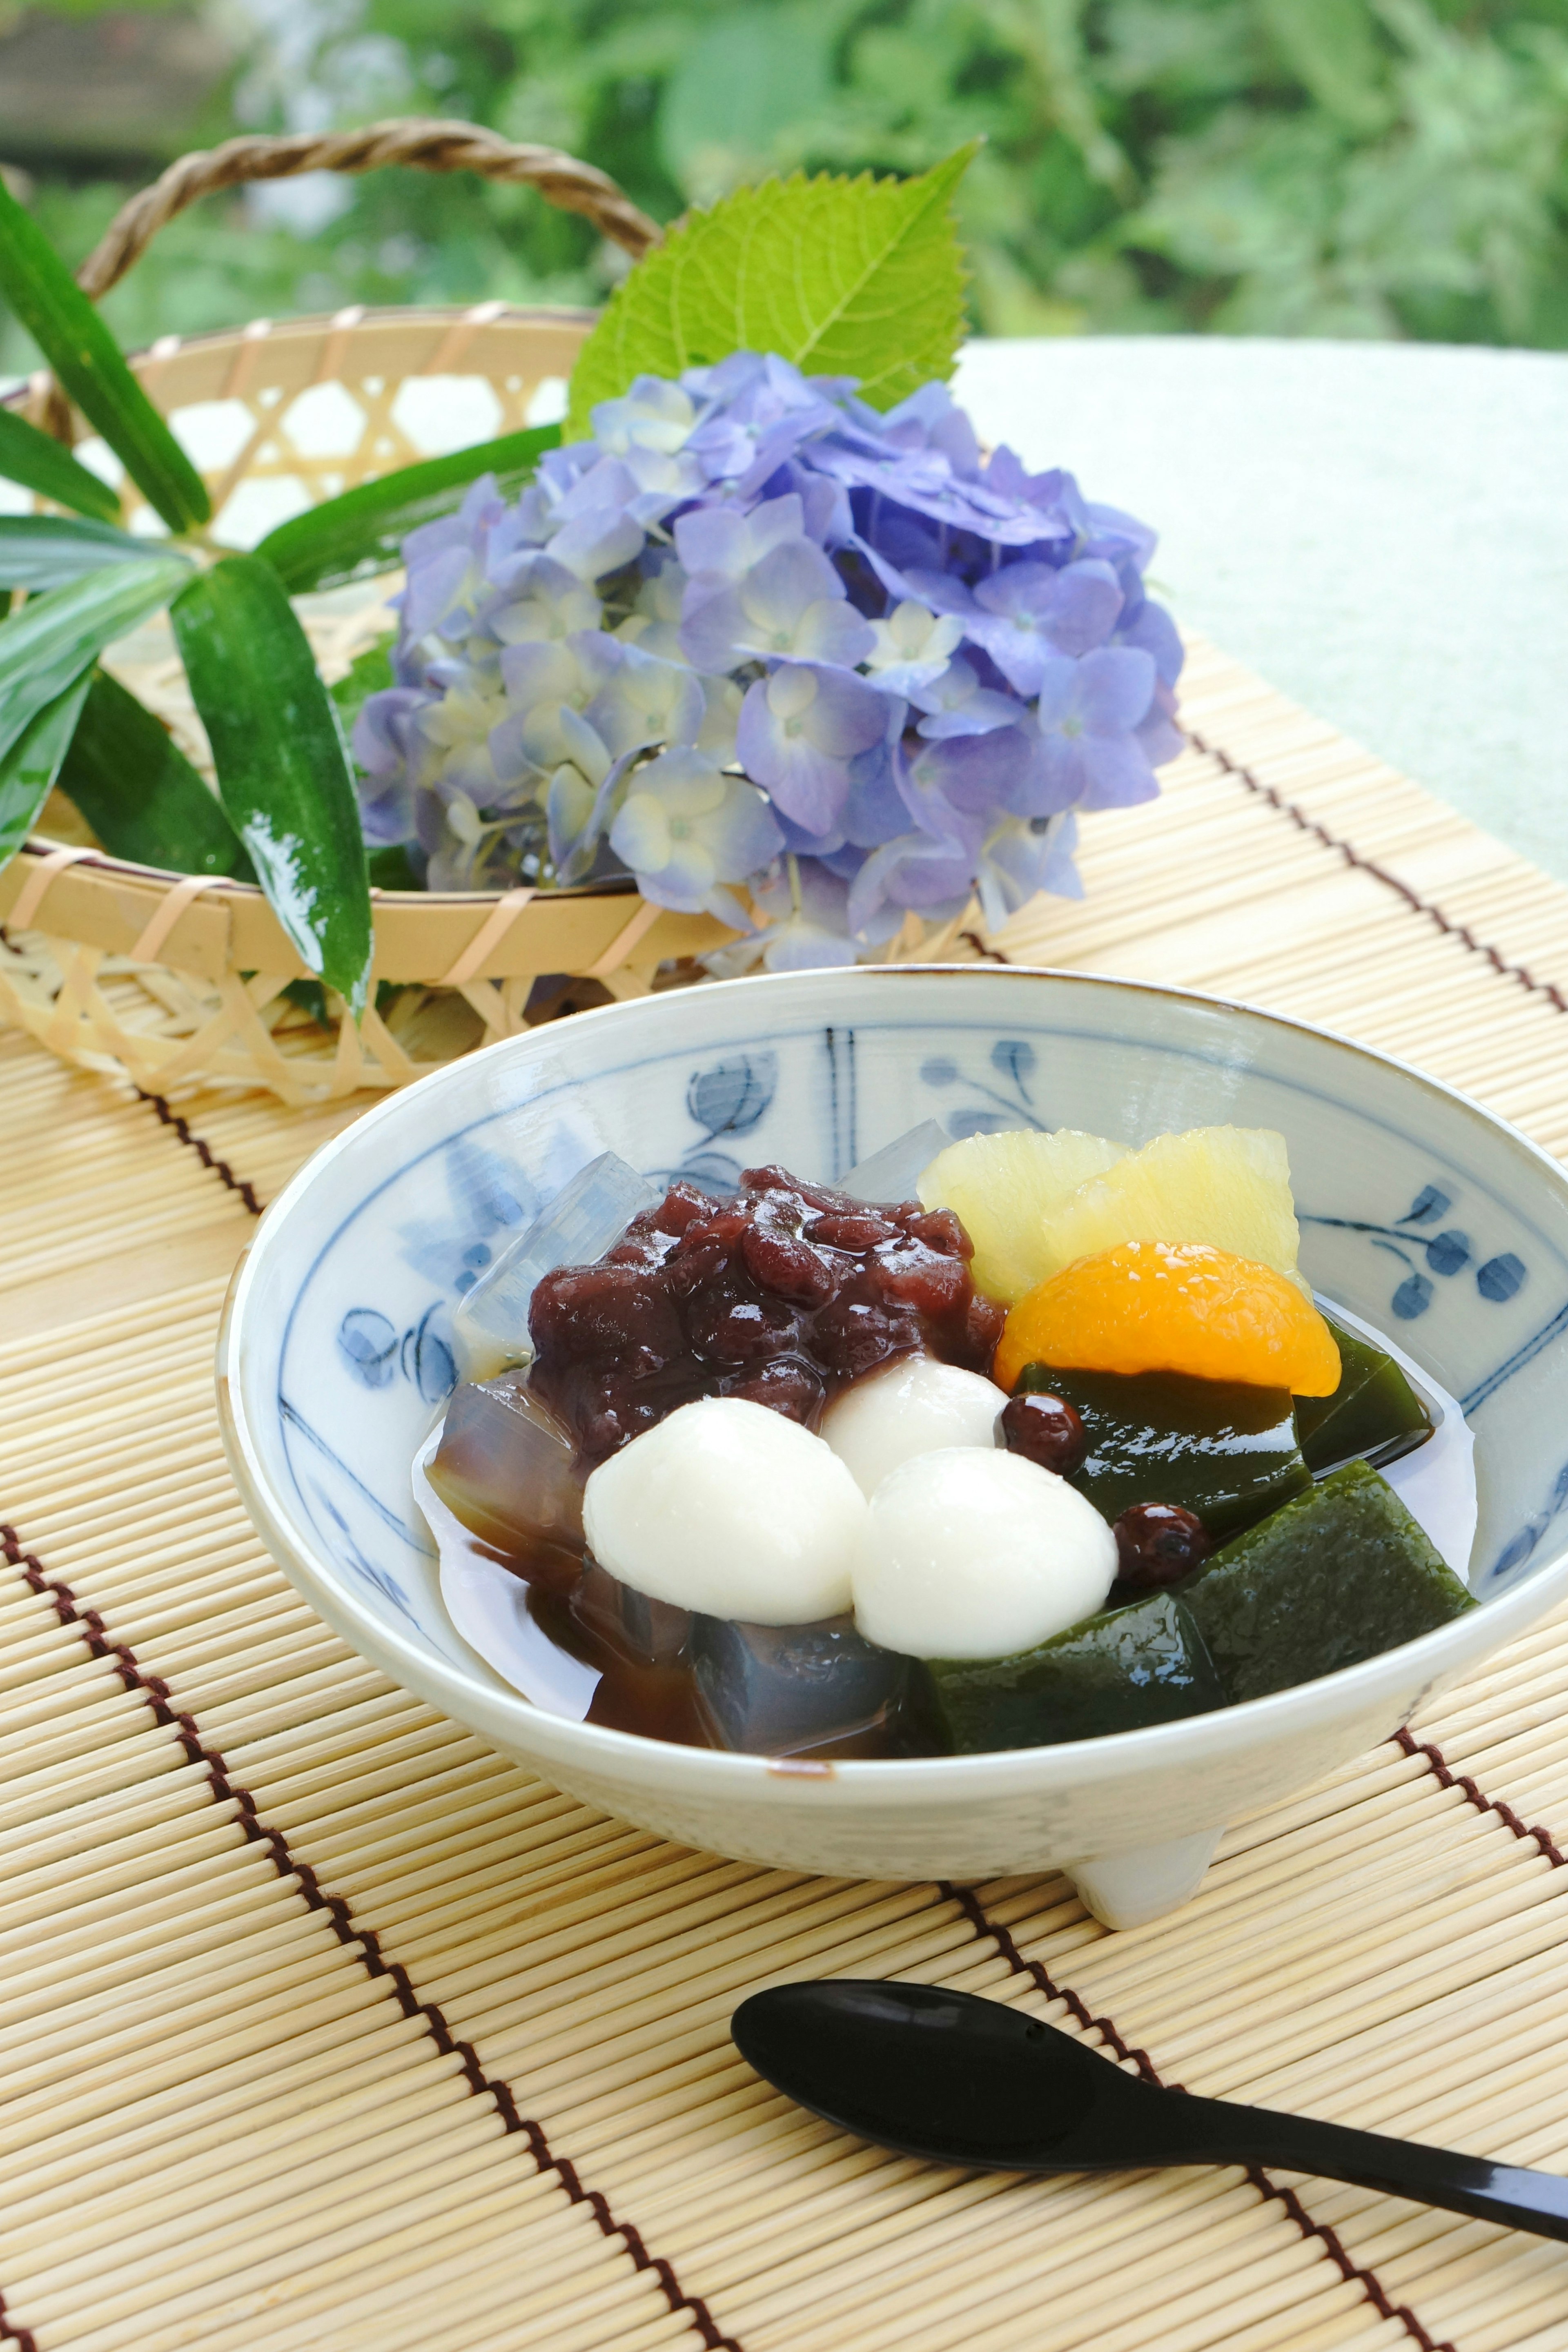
[{"xmin": 566, "ymin": 144, "xmax": 978, "ymax": 438}]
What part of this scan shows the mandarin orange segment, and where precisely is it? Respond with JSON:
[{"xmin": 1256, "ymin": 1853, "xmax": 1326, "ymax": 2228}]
[{"xmin": 994, "ymin": 1239, "xmax": 1341, "ymax": 1396}]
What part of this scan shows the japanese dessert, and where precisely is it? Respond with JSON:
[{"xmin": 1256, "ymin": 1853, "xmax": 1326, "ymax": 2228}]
[{"xmin": 419, "ymin": 1118, "xmax": 1474, "ymax": 1760}]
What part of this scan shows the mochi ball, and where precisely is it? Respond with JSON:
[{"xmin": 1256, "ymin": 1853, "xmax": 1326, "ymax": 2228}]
[
  {"xmin": 822, "ymin": 1354, "xmax": 1007, "ymax": 1499},
  {"xmin": 583, "ymin": 1396, "xmax": 866, "ymax": 1624},
  {"xmin": 852, "ymin": 1448, "xmax": 1117, "ymax": 1660}
]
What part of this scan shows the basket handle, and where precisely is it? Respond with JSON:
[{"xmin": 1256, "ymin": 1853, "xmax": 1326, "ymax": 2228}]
[{"xmin": 76, "ymin": 116, "xmax": 662, "ymax": 302}]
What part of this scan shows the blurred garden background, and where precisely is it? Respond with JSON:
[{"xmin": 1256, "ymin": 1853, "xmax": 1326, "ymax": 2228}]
[{"xmin": 2, "ymin": 0, "xmax": 1567, "ymax": 374}]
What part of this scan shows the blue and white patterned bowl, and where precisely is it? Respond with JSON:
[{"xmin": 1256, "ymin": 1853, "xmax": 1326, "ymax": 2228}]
[{"xmin": 218, "ymin": 967, "xmax": 1568, "ymax": 1927}]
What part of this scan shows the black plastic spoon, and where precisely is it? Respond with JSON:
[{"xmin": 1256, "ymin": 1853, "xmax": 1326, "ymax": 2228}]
[{"xmin": 732, "ymin": 1980, "xmax": 1568, "ymax": 2241}]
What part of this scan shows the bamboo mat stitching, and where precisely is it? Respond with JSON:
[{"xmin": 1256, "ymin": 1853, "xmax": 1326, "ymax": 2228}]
[
  {"xmin": 943, "ymin": 1882, "xmax": 1459, "ymax": 2352},
  {"xmin": 1183, "ymin": 731, "xmax": 1568, "ymax": 1018},
  {"xmin": 3, "ymin": 1485, "xmax": 1502, "ymax": 2352},
  {"xmin": 1395, "ymin": 1726, "xmax": 1568, "ymax": 1868},
  {"xmin": 7, "ymin": 714, "xmax": 1560, "ymax": 2348},
  {"xmin": 135, "ymin": 1088, "xmax": 264, "ymax": 1216},
  {"xmin": 0, "ymin": 1516, "xmax": 743, "ymax": 2352},
  {"xmin": 82, "ymin": 777, "xmax": 1553, "ymax": 2350},
  {"xmin": 0, "ymin": 2290, "xmax": 36, "ymax": 2352}
]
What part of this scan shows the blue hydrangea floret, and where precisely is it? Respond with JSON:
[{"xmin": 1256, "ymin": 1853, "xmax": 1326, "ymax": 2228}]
[{"xmin": 354, "ymin": 352, "xmax": 1184, "ymax": 969}]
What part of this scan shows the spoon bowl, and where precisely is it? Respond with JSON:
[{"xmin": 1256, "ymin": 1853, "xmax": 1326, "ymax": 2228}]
[
  {"xmin": 733, "ymin": 1980, "xmax": 1568, "ymax": 2239},
  {"xmin": 732, "ymin": 1978, "xmax": 1171, "ymax": 2171}
]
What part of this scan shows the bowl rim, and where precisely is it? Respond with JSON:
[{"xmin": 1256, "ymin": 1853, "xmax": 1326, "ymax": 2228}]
[{"xmin": 219, "ymin": 962, "xmax": 1568, "ymax": 1793}]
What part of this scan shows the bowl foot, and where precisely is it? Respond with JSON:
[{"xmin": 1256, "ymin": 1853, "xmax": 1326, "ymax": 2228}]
[{"xmin": 1066, "ymin": 1826, "xmax": 1223, "ymax": 1930}]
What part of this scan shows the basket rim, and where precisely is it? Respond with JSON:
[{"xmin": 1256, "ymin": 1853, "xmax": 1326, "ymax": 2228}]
[
  {"xmin": 13, "ymin": 833, "xmax": 640, "ymax": 909},
  {"xmin": 2, "ymin": 296, "xmax": 599, "ymax": 414}
]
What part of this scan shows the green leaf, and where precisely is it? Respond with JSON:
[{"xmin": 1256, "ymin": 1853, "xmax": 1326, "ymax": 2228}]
[
  {"xmin": 657, "ymin": 6, "xmax": 835, "ymax": 200},
  {"xmin": 1257, "ymin": 0, "xmax": 1391, "ymax": 132},
  {"xmin": 0, "ymin": 553, "xmax": 192, "ymax": 773},
  {"xmin": 565, "ymin": 145, "xmax": 979, "ymax": 437},
  {"xmin": 0, "ymin": 406, "xmax": 121, "ymax": 522},
  {"xmin": 0, "ymin": 670, "xmax": 94, "ymax": 873},
  {"xmin": 0, "ymin": 513, "xmax": 158, "ymax": 592},
  {"xmin": 0, "ymin": 175, "xmax": 211, "ymax": 535},
  {"xmin": 170, "ymin": 555, "xmax": 373, "ymax": 1016},
  {"xmin": 365, "ymin": 842, "xmax": 422, "ymax": 891},
  {"xmin": 56, "ymin": 669, "xmax": 257, "ymax": 882},
  {"xmin": 255, "ymin": 424, "xmax": 563, "ymax": 594}
]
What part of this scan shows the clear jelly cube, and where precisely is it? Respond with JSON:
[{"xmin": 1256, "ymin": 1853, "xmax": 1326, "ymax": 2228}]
[
  {"xmin": 451, "ymin": 1150, "xmax": 659, "ymax": 1383},
  {"xmin": 839, "ymin": 1120, "xmax": 951, "ymax": 1205}
]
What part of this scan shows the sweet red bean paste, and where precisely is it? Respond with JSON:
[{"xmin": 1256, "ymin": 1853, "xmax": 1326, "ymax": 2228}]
[
  {"xmin": 432, "ymin": 1166, "xmax": 1004, "ymax": 1759},
  {"xmin": 529, "ymin": 1164, "xmax": 1004, "ymax": 1463}
]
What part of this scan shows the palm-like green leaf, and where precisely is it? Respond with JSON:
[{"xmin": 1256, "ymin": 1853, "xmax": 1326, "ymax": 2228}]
[
  {"xmin": 0, "ymin": 407, "xmax": 121, "ymax": 522},
  {"xmin": 0, "ymin": 514, "xmax": 156, "ymax": 592},
  {"xmin": 171, "ymin": 557, "xmax": 373, "ymax": 1016},
  {"xmin": 56, "ymin": 670, "xmax": 256, "ymax": 882},
  {"xmin": 0, "ymin": 553, "xmax": 192, "ymax": 789},
  {"xmin": 566, "ymin": 146, "xmax": 978, "ymax": 437},
  {"xmin": 255, "ymin": 422, "xmax": 563, "ymax": 593},
  {"xmin": 0, "ymin": 671, "xmax": 94, "ymax": 871},
  {"xmin": 0, "ymin": 175, "xmax": 210, "ymax": 535}
]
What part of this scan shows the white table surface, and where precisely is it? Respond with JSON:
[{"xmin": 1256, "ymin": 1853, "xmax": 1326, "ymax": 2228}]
[{"xmin": 955, "ymin": 336, "xmax": 1568, "ymax": 886}]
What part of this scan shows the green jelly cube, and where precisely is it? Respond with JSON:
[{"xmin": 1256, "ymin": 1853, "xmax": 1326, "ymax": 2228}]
[
  {"xmin": 1015, "ymin": 1362, "xmax": 1311, "ymax": 1541},
  {"xmin": 1182, "ymin": 1458, "xmax": 1474, "ymax": 1704},
  {"xmin": 920, "ymin": 1591, "xmax": 1228, "ymax": 1755},
  {"xmin": 1294, "ymin": 1314, "xmax": 1434, "ymax": 1477}
]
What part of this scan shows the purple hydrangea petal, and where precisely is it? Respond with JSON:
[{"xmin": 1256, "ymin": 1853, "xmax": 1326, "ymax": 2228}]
[
  {"xmin": 1136, "ymin": 677, "xmax": 1186, "ymax": 768},
  {"xmin": 352, "ymin": 685, "xmax": 430, "ymax": 777},
  {"xmin": 585, "ymin": 642, "xmax": 705, "ymax": 758},
  {"xmin": 737, "ymin": 661, "xmax": 891, "ymax": 835},
  {"xmin": 971, "ymin": 811, "xmax": 1082, "ymax": 929},
  {"xmin": 680, "ymin": 537, "xmax": 874, "ymax": 670},
  {"xmin": 899, "ymin": 727, "xmax": 1036, "ymax": 827},
  {"xmin": 590, "ymin": 376, "xmax": 700, "ymax": 457},
  {"xmin": 674, "ymin": 493, "xmax": 805, "ymax": 583},
  {"xmin": 486, "ymin": 556, "xmax": 602, "ymax": 647},
  {"xmin": 842, "ymin": 738, "xmax": 909, "ymax": 849},
  {"xmin": 1069, "ymin": 644, "xmax": 1157, "ymax": 733},
  {"xmin": 610, "ymin": 750, "xmax": 784, "ymax": 914},
  {"xmin": 880, "ymin": 382, "xmax": 983, "ymax": 477},
  {"xmin": 847, "ymin": 831, "xmax": 973, "ymax": 942},
  {"xmin": 1117, "ymin": 596, "xmax": 1185, "ymax": 688},
  {"xmin": 1076, "ymin": 732, "xmax": 1161, "ymax": 811},
  {"xmin": 546, "ymin": 504, "xmax": 645, "ymax": 583},
  {"xmin": 1080, "ymin": 499, "xmax": 1157, "ymax": 575},
  {"xmin": 911, "ymin": 656, "xmax": 1029, "ymax": 738}
]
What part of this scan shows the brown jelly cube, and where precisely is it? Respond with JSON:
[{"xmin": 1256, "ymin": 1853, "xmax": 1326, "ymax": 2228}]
[{"xmin": 428, "ymin": 1372, "xmax": 584, "ymax": 1584}]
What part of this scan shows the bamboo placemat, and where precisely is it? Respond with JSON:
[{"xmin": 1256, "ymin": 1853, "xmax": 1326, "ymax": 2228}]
[{"xmin": 4, "ymin": 636, "xmax": 1568, "ymax": 2352}]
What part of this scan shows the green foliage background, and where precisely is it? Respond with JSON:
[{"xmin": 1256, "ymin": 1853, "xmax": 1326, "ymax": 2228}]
[{"xmin": 4, "ymin": 0, "xmax": 1568, "ymax": 368}]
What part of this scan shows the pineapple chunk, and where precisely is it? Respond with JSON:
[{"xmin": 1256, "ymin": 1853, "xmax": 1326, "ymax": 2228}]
[
  {"xmin": 918, "ymin": 1128, "xmax": 1127, "ymax": 1304},
  {"xmin": 1037, "ymin": 1126, "xmax": 1305, "ymax": 1288}
]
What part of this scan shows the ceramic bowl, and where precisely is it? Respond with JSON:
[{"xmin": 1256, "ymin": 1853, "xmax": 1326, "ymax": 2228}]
[{"xmin": 218, "ymin": 967, "xmax": 1568, "ymax": 1928}]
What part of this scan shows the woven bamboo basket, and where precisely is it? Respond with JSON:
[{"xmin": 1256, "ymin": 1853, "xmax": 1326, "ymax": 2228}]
[{"xmin": 0, "ymin": 120, "xmax": 991, "ymax": 1105}]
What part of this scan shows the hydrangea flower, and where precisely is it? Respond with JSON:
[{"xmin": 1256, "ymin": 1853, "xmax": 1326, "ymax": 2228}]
[
  {"xmin": 354, "ymin": 354, "xmax": 1182, "ymax": 967},
  {"xmin": 608, "ymin": 750, "xmax": 782, "ymax": 922}
]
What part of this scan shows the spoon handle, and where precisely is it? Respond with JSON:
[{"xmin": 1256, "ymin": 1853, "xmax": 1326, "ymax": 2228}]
[{"xmin": 1195, "ymin": 2101, "xmax": 1568, "ymax": 2242}]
